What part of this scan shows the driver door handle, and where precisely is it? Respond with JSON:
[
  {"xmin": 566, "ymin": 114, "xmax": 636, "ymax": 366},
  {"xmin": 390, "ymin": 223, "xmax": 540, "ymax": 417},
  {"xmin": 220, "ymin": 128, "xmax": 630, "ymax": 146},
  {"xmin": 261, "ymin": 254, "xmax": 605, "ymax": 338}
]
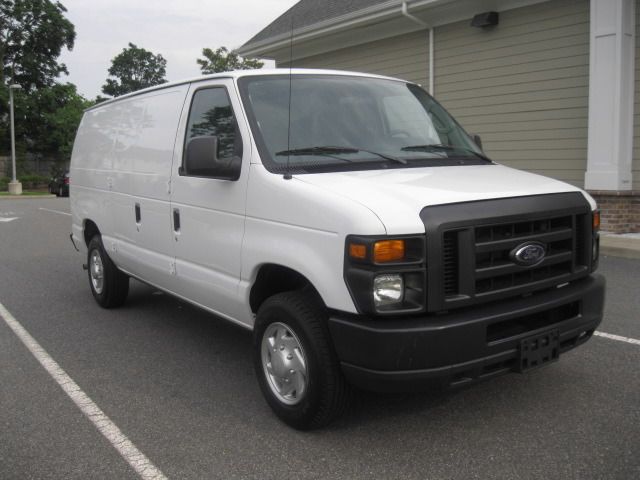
[{"xmin": 173, "ymin": 208, "xmax": 181, "ymax": 233}]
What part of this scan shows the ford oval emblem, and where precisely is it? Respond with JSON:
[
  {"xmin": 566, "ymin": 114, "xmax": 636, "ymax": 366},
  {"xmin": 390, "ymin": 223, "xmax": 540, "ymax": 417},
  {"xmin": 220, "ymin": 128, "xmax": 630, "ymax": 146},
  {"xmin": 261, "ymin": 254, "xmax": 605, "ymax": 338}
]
[{"xmin": 510, "ymin": 242, "xmax": 546, "ymax": 266}]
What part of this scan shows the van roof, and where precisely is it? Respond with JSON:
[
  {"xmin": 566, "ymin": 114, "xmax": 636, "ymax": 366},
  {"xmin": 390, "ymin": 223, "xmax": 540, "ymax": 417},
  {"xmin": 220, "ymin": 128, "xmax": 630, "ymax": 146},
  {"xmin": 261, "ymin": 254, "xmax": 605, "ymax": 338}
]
[{"xmin": 86, "ymin": 68, "xmax": 411, "ymax": 111}]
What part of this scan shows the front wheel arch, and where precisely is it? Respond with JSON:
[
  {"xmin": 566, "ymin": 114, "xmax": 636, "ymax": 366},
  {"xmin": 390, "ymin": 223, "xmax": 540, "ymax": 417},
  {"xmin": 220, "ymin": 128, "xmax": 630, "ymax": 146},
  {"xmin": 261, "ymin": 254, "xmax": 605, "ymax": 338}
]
[{"xmin": 249, "ymin": 264, "xmax": 322, "ymax": 313}]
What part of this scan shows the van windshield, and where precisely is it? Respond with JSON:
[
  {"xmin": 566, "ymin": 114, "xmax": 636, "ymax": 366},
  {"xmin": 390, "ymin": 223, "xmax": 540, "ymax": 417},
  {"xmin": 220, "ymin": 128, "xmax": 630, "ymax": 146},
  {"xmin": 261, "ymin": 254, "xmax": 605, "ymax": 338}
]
[{"xmin": 237, "ymin": 74, "xmax": 490, "ymax": 174}]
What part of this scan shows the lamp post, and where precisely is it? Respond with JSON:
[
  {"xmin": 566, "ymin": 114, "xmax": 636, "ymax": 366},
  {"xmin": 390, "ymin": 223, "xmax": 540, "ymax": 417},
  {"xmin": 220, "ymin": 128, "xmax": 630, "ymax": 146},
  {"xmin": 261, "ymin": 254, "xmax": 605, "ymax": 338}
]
[{"xmin": 8, "ymin": 84, "xmax": 23, "ymax": 195}]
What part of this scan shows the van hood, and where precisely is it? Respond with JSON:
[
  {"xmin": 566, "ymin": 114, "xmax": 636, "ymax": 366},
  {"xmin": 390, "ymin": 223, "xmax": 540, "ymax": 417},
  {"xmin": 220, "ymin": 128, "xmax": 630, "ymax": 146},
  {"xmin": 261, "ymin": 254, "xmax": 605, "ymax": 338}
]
[{"xmin": 294, "ymin": 164, "xmax": 593, "ymax": 234}]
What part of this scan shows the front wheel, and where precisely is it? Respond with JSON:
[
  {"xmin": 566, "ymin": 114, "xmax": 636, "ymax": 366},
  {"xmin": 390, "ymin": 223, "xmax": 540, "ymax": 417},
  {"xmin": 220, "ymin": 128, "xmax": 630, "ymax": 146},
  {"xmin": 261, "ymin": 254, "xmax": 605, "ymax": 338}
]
[
  {"xmin": 87, "ymin": 235, "xmax": 129, "ymax": 308},
  {"xmin": 253, "ymin": 291, "xmax": 351, "ymax": 430}
]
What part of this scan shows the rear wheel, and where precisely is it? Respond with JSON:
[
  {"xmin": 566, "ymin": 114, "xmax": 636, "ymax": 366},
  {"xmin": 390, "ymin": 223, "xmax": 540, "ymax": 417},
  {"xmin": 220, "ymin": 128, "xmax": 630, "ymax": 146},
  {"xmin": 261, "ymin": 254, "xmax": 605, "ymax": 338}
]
[
  {"xmin": 87, "ymin": 235, "xmax": 129, "ymax": 308},
  {"xmin": 253, "ymin": 290, "xmax": 351, "ymax": 430}
]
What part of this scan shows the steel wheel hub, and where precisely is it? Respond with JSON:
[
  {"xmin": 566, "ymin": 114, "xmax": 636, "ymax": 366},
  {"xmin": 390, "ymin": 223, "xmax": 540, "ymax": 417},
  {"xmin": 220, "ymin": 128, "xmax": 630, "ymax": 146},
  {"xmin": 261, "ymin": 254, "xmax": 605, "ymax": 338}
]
[
  {"xmin": 261, "ymin": 322, "xmax": 308, "ymax": 405},
  {"xmin": 90, "ymin": 250, "xmax": 104, "ymax": 294}
]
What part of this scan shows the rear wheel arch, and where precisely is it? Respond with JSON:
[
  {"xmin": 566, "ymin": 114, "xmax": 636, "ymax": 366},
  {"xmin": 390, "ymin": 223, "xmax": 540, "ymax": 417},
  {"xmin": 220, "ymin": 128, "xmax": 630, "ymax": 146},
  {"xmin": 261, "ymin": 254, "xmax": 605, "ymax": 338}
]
[{"xmin": 83, "ymin": 219, "xmax": 100, "ymax": 246}]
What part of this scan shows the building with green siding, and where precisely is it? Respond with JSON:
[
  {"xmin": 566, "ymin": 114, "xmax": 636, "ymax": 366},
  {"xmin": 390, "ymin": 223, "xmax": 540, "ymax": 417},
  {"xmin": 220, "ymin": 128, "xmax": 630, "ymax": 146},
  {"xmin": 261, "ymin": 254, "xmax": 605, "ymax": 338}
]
[{"xmin": 238, "ymin": 0, "xmax": 639, "ymax": 233}]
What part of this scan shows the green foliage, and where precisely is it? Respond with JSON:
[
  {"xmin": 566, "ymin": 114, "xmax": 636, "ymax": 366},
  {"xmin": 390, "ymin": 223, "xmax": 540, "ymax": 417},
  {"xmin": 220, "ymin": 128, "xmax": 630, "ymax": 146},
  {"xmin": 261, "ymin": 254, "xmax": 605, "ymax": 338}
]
[
  {"xmin": 102, "ymin": 43, "xmax": 167, "ymax": 97},
  {"xmin": 0, "ymin": 82, "xmax": 91, "ymax": 159},
  {"xmin": 17, "ymin": 173, "xmax": 49, "ymax": 188},
  {"xmin": 197, "ymin": 47, "xmax": 263, "ymax": 74},
  {"xmin": 31, "ymin": 83, "xmax": 92, "ymax": 158},
  {"xmin": 0, "ymin": 173, "xmax": 47, "ymax": 191},
  {"xmin": 0, "ymin": 1, "xmax": 82, "ymax": 160},
  {"xmin": 0, "ymin": 0, "xmax": 76, "ymax": 90}
]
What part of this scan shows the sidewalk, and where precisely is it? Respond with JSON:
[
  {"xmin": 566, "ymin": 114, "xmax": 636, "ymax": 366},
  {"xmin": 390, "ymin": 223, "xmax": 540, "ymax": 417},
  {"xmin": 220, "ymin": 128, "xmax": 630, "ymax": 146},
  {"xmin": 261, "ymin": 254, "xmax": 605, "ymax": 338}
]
[{"xmin": 600, "ymin": 233, "xmax": 640, "ymax": 260}]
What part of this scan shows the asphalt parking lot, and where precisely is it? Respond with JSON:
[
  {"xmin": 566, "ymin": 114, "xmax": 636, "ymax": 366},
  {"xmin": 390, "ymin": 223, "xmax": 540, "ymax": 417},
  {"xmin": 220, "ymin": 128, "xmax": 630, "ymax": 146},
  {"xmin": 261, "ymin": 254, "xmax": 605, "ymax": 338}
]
[{"xmin": 1, "ymin": 197, "xmax": 638, "ymax": 480}]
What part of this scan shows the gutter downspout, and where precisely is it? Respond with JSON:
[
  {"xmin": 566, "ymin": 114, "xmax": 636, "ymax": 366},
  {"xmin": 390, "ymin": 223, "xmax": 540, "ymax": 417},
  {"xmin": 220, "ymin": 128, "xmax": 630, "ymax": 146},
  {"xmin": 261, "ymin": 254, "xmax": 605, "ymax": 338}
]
[{"xmin": 401, "ymin": 1, "xmax": 434, "ymax": 95}]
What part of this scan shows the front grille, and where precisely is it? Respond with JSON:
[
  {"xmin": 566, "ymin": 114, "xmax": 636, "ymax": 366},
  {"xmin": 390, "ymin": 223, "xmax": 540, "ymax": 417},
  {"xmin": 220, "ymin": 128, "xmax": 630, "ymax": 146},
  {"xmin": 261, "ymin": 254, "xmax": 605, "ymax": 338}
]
[
  {"xmin": 443, "ymin": 231, "xmax": 459, "ymax": 296},
  {"xmin": 473, "ymin": 215, "xmax": 576, "ymax": 295},
  {"xmin": 486, "ymin": 301, "xmax": 580, "ymax": 343},
  {"xmin": 421, "ymin": 193, "xmax": 592, "ymax": 312}
]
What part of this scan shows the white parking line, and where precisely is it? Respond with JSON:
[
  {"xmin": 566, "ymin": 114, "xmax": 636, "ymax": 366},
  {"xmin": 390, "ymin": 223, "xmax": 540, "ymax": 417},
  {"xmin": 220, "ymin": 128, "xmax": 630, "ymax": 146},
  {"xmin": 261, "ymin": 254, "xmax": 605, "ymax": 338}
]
[
  {"xmin": 0, "ymin": 302, "xmax": 167, "ymax": 480},
  {"xmin": 39, "ymin": 207, "xmax": 71, "ymax": 216},
  {"xmin": 595, "ymin": 331, "xmax": 640, "ymax": 346}
]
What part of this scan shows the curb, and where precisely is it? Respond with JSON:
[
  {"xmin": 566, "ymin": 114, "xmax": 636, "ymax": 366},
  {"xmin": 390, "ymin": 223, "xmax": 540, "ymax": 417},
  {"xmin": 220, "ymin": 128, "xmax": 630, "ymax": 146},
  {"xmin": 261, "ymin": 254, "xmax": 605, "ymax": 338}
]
[
  {"xmin": 600, "ymin": 236, "xmax": 640, "ymax": 260},
  {"xmin": 0, "ymin": 195, "xmax": 56, "ymax": 200}
]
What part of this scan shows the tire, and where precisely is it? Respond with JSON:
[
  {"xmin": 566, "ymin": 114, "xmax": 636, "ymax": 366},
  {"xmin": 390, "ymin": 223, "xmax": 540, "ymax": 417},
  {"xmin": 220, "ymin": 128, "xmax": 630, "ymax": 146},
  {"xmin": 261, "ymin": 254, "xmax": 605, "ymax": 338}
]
[
  {"xmin": 87, "ymin": 235, "xmax": 129, "ymax": 308},
  {"xmin": 253, "ymin": 290, "xmax": 351, "ymax": 430}
]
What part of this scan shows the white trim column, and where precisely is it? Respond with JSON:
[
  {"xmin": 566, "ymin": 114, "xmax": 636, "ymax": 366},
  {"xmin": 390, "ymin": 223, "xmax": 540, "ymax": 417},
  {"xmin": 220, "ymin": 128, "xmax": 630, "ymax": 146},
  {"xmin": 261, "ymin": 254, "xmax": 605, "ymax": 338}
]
[{"xmin": 585, "ymin": 0, "xmax": 636, "ymax": 190}]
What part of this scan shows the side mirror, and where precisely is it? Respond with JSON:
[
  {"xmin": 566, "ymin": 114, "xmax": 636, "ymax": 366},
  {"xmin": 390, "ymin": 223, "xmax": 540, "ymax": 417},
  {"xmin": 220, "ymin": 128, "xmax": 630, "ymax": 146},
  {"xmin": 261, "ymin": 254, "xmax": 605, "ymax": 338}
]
[
  {"xmin": 183, "ymin": 136, "xmax": 241, "ymax": 180},
  {"xmin": 471, "ymin": 133, "xmax": 483, "ymax": 150}
]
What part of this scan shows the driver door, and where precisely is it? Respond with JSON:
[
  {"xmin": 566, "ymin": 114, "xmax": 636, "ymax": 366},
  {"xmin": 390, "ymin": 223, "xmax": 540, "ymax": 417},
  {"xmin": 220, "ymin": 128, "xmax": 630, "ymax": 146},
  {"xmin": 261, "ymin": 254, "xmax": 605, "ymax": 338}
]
[{"xmin": 169, "ymin": 79, "xmax": 251, "ymax": 321}]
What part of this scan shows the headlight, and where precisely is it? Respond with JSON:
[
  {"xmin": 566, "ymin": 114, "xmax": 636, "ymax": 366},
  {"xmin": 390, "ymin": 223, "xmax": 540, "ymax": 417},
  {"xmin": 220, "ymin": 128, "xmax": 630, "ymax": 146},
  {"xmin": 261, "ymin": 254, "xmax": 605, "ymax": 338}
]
[
  {"xmin": 373, "ymin": 274, "xmax": 404, "ymax": 307},
  {"xmin": 344, "ymin": 235, "xmax": 426, "ymax": 315}
]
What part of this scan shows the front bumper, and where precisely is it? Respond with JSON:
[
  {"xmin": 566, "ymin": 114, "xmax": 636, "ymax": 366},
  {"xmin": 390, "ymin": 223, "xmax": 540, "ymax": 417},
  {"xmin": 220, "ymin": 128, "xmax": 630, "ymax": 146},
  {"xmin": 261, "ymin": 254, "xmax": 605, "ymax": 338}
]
[{"xmin": 328, "ymin": 274, "xmax": 605, "ymax": 392}]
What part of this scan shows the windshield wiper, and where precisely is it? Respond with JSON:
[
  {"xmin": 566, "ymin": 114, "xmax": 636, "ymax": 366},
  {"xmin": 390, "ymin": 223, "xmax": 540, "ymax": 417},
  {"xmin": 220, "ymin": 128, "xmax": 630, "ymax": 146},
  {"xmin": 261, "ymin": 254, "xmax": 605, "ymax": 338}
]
[
  {"xmin": 276, "ymin": 146, "xmax": 407, "ymax": 164},
  {"xmin": 401, "ymin": 144, "xmax": 492, "ymax": 163}
]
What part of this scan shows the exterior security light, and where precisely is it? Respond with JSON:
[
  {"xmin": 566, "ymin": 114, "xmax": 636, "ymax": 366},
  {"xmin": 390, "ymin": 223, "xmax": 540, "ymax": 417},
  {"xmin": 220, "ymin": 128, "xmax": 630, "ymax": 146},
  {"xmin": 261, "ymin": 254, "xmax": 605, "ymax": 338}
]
[{"xmin": 471, "ymin": 12, "xmax": 499, "ymax": 28}]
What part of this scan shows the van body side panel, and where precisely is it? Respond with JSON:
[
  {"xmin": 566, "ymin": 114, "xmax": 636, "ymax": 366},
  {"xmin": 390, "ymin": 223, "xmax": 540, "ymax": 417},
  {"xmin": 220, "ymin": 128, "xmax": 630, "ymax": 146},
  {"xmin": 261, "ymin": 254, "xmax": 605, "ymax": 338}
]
[
  {"xmin": 169, "ymin": 79, "xmax": 252, "ymax": 323},
  {"xmin": 70, "ymin": 103, "xmax": 122, "ymax": 252},
  {"xmin": 109, "ymin": 87, "xmax": 189, "ymax": 289}
]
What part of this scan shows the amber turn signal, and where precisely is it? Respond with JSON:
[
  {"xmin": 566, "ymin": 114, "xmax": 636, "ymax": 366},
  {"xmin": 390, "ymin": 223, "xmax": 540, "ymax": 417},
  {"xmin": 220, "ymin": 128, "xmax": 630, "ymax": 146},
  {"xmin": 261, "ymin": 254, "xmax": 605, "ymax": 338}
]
[
  {"xmin": 593, "ymin": 210, "xmax": 600, "ymax": 231},
  {"xmin": 374, "ymin": 240, "xmax": 405, "ymax": 263},
  {"xmin": 349, "ymin": 243, "xmax": 367, "ymax": 260}
]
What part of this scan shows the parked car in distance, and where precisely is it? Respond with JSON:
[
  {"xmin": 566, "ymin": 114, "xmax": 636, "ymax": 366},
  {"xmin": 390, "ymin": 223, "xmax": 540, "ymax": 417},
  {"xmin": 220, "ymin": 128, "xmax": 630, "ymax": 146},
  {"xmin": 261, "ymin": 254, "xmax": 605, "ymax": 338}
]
[
  {"xmin": 70, "ymin": 69, "xmax": 605, "ymax": 430},
  {"xmin": 49, "ymin": 171, "xmax": 70, "ymax": 197}
]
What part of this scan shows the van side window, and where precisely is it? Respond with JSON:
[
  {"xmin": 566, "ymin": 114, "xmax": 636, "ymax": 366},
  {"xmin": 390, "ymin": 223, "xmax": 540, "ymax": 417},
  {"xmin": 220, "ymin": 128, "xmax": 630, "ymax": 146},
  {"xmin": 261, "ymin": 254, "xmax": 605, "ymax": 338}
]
[{"xmin": 184, "ymin": 88, "xmax": 242, "ymax": 168}]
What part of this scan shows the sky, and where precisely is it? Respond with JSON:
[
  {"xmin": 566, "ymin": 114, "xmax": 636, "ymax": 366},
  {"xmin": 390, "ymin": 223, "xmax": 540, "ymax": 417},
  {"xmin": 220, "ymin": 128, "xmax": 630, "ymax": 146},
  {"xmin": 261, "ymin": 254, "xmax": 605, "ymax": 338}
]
[{"xmin": 57, "ymin": 0, "xmax": 297, "ymax": 99}]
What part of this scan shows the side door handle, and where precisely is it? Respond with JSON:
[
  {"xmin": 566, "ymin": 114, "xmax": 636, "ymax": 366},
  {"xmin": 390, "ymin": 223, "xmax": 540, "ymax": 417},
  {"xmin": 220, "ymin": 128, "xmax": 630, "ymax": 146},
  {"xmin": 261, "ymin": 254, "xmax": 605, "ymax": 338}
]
[{"xmin": 173, "ymin": 208, "xmax": 181, "ymax": 233}]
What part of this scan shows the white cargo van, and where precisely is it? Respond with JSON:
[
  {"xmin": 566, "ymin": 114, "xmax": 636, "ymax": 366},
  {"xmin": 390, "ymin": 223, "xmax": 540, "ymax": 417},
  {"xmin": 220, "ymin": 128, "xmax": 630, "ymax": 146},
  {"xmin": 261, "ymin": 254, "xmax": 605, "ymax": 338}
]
[{"xmin": 70, "ymin": 69, "xmax": 605, "ymax": 429}]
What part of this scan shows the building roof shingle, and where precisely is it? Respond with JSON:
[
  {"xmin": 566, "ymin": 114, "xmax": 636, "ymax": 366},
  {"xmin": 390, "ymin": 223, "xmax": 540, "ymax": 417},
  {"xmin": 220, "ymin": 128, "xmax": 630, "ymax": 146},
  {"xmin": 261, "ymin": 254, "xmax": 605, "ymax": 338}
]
[{"xmin": 244, "ymin": 0, "xmax": 391, "ymax": 47}]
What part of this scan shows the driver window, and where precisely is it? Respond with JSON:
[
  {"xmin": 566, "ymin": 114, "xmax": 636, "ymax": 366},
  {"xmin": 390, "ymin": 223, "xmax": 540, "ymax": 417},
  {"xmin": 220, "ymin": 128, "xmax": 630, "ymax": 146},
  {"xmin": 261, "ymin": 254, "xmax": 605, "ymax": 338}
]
[{"xmin": 184, "ymin": 87, "xmax": 242, "ymax": 164}]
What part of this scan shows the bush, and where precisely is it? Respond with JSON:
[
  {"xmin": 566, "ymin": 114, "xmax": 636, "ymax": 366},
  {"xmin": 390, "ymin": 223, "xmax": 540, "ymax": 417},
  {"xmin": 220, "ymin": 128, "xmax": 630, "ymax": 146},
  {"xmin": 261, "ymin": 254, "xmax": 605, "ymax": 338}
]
[
  {"xmin": 0, "ymin": 173, "xmax": 49, "ymax": 190},
  {"xmin": 16, "ymin": 174, "xmax": 50, "ymax": 189}
]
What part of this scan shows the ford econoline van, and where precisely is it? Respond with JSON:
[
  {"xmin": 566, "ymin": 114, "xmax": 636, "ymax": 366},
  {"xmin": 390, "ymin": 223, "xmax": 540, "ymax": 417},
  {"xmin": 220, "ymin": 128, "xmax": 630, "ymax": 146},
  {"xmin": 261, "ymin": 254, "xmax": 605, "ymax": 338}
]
[{"xmin": 70, "ymin": 69, "xmax": 605, "ymax": 429}]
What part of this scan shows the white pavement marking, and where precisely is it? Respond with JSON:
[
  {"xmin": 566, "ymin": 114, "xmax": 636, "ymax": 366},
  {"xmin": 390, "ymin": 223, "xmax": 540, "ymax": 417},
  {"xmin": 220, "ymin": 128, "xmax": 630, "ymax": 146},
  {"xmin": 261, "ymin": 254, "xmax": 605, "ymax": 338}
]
[
  {"xmin": 595, "ymin": 331, "xmax": 640, "ymax": 346},
  {"xmin": 0, "ymin": 217, "xmax": 18, "ymax": 222},
  {"xmin": 39, "ymin": 207, "xmax": 71, "ymax": 216},
  {"xmin": 0, "ymin": 302, "xmax": 168, "ymax": 480}
]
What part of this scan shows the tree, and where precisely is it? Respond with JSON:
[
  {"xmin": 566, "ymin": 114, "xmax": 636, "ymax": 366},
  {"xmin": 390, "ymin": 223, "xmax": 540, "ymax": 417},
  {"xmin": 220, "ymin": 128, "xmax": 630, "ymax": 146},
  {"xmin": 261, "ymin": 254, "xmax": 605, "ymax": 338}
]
[
  {"xmin": 0, "ymin": 1, "xmax": 78, "ymax": 157},
  {"xmin": 0, "ymin": 0, "xmax": 76, "ymax": 90},
  {"xmin": 0, "ymin": 82, "xmax": 91, "ymax": 160},
  {"xmin": 197, "ymin": 47, "xmax": 263, "ymax": 74},
  {"xmin": 102, "ymin": 43, "xmax": 167, "ymax": 97},
  {"xmin": 31, "ymin": 83, "xmax": 92, "ymax": 159}
]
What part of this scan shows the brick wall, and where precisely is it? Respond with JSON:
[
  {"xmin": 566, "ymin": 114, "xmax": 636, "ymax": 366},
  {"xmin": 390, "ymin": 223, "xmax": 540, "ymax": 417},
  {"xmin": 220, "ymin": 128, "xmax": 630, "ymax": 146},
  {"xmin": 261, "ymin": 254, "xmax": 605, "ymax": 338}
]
[{"xmin": 589, "ymin": 191, "xmax": 640, "ymax": 233}]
